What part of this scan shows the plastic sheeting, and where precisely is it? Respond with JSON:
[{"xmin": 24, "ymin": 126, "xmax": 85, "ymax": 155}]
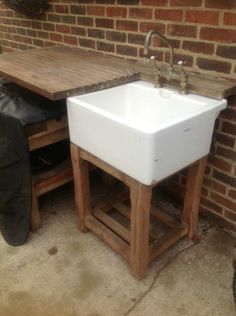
[{"xmin": 0, "ymin": 79, "xmax": 66, "ymax": 246}]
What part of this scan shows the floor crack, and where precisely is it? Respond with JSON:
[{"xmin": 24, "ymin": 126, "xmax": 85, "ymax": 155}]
[{"xmin": 123, "ymin": 241, "xmax": 196, "ymax": 316}]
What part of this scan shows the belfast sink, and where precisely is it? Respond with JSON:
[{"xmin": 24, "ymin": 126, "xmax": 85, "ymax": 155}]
[{"xmin": 67, "ymin": 80, "xmax": 226, "ymax": 185}]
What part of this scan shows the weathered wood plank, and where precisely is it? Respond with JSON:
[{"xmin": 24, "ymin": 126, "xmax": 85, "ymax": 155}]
[
  {"xmin": 93, "ymin": 207, "xmax": 131, "ymax": 243},
  {"xmin": 85, "ymin": 215, "xmax": 130, "ymax": 262},
  {"xmin": 70, "ymin": 144, "xmax": 91, "ymax": 233},
  {"xmin": 182, "ymin": 157, "xmax": 207, "ymax": 239},
  {"xmin": 151, "ymin": 205, "xmax": 179, "ymax": 228},
  {"xmin": 0, "ymin": 46, "xmax": 234, "ymax": 101},
  {"xmin": 130, "ymin": 182, "xmax": 152, "ymax": 280},
  {"xmin": 149, "ymin": 224, "xmax": 188, "ymax": 262},
  {"xmin": 33, "ymin": 160, "xmax": 73, "ymax": 196}
]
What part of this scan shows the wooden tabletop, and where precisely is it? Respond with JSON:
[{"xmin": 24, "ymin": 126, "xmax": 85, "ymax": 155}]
[
  {"xmin": 0, "ymin": 45, "xmax": 235, "ymax": 100},
  {"xmin": 0, "ymin": 46, "xmax": 139, "ymax": 100}
]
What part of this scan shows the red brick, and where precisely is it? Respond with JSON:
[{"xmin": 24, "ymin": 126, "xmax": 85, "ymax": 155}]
[
  {"xmin": 116, "ymin": 20, "xmax": 138, "ymax": 32},
  {"xmin": 62, "ymin": 16, "xmax": 76, "ymax": 24},
  {"xmin": 49, "ymin": 33, "xmax": 63, "ymax": 42},
  {"xmin": 96, "ymin": 18, "xmax": 114, "ymax": 29},
  {"xmin": 211, "ymin": 192, "xmax": 236, "ymax": 211},
  {"xmin": 204, "ymin": 178, "xmax": 227, "ymax": 194},
  {"xmin": 97, "ymin": 0, "xmax": 115, "ymax": 3},
  {"xmin": 216, "ymin": 46, "xmax": 236, "ymax": 60},
  {"xmin": 197, "ymin": 57, "xmax": 231, "ymax": 74},
  {"xmin": 116, "ymin": 44, "xmax": 137, "ymax": 57},
  {"xmin": 141, "ymin": 0, "xmax": 168, "ymax": 5},
  {"xmin": 155, "ymin": 9, "xmax": 182, "ymax": 21},
  {"xmin": 228, "ymin": 96, "xmax": 236, "ymax": 107},
  {"xmin": 222, "ymin": 121, "xmax": 236, "ymax": 136},
  {"xmin": 22, "ymin": 37, "xmax": 32, "ymax": 45},
  {"xmin": 215, "ymin": 146, "xmax": 236, "ymax": 161},
  {"xmin": 37, "ymin": 31, "xmax": 49, "ymax": 39},
  {"xmin": 64, "ymin": 35, "xmax": 77, "ymax": 45},
  {"xmin": 186, "ymin": 10, "xmax": 219, "ymax": 25},
  {"xmin": 170, "ymin": 0, "xmax": 202, "ymax": 6},
  {"xmin": 32, "ymin": 22, "xmax": 42, "ymax": 30},
  {"xmin": 71, "ymin": 26, "xmax": 86, "ymax": 36},
  {"xmin": 224, "ymin": 210, "xmax": 236, "ymax": 223},
  {"xmin": 128, "ymin": 33, "xmax": 145, "ymax": 45},
  {"xmin": 87, "ymin": 6, "xmax": 105, "ymax": 16},
  {"xmin": 70, "ymin": 5, "xmax": 86, "ymax": 15},
  {"xmin": 27, "ymin": 30, "xmax": 37, "ymax": 37},
  {"xmin": 107, "ymin": 7, "xmax": 127, "ymax": 18},
  {"xmin": 77, "ymin": 16, "xmax": 93, "ymax": 26},
  {"xmin": 56, "ymin": 24, "xmax": 70, "ymax": 33},
  {"xmin": 205, "ymin": 0, "xmax": 236, "ymax": 9},
  {"xmin": 97, "ymin": 41, "xmax": 114, "ymax": 52},
  {"xmin": 16, "ymin": 28, "xmax": 26, "ymax": 36},
  {"xmin": 215, "ymin": 132, "xmax": 235, "ymax": 148},
  {"xmin": 220, "ymin": 107, "xmax": 236, "ymax": 122},
  {"xmin": 79, "ymin": 38, "xmax": 95, "ymax": 49},
  {"xmin": 33, "ymin": 39, "xmax": 44, "ymax": 47},
  {"xmin": 47, "ymin": 14, "xmax": 61, "ymax": 23},
  {"xmin": 88, "ymin": 28, "xmax": 105, "ymax": 39},
  {"xmin": 183, "ymin": 41, "xmax": 214, "ymax": 55},
  {"xmin": 117, "ymin": 0, "xmax": 138, "ymax": 3},
  {"xmin": 42, "ymin": 23, "xmax": 55, "ymax": 32},
  {"xmin": 106, "ymin": 31, "xmax": 126, "ymax": 42},
  {"xmin": 168, "ymin": 24, "xmax": 197, "ymax": 38},
  {"xmin": 140, "ymin": 22, "xmax": 165, "ymax": 33},
  {"xmin": 229, "ymin": 189, "xmax": 236, "ymax": 200},
  {"xmin": 201, "ymin": 197, "xmax": 223, "ymax": 213},
  {"xmin": 54, "ymin": 5, "xmax": 69, "ymax": 14},
  {"xmin": 224, "ymin": 13, "xmax": 236, "ymax": 26},
  {"xmin": 208, "ymin": 155, "xmax": 232, "ymax": 172},
  {"xmin": 129, "ymin": 8, "xmax": 152, "ymax": 19},
  {"xmin": 200, "ymin": 27, "xmax": 236, "ymax": 43}
]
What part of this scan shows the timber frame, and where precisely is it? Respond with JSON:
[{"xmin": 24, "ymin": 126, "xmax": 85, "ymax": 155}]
[
  {"xmin": 25, "ymin": 116, "xmax": 73, "ymax": 231},
  {"xmin": 70, "ymin": 143, "xmax": 207, "ymax": 280}
]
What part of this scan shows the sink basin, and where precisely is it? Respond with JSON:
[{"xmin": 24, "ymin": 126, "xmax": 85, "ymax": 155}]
[{"xmin": 67, "ymin": 80, "xmax": 226, "ymax": 185}]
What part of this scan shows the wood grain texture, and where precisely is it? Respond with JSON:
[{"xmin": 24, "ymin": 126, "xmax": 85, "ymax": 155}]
[
  {"xmin": 182, "ymin": 157, "xmax": 207, "ymax": 239},
  {"xmin": 0, "ymin": 46, "xmax": 234, "ymax": 100},
  {"xmin": 0, "ymin": 46, "xmax": 139, "ymax": 100}
]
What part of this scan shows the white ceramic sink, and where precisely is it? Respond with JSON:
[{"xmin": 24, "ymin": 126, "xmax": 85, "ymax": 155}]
[{"xmin": 67, "ymin": 80, "xmax": 226, "ymax": 185}]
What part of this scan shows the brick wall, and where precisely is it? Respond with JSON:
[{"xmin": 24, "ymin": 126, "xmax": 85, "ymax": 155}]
[{"xmin": 0, "ymin": 0, "xmax": 235, "ymax": 231}]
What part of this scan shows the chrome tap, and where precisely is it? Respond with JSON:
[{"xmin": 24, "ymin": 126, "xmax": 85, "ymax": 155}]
[
  {"xmin": 144, "ymin": 29, "xmax": 174, "ymax": 70},
  {"xmin": 144, "ymin": 30, "xmax": 188, "ymax": 94}
]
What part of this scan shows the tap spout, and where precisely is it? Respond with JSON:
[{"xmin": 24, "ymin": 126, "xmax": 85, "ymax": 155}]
[{"xmin": 144, "ymin": 30, "xmax": 174, "ymax": 68}]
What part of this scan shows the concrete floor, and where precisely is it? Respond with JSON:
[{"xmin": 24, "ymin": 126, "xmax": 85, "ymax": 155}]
[{"xmin": 0, "ymin": 182, "xmax": 235, "ymax": 316}]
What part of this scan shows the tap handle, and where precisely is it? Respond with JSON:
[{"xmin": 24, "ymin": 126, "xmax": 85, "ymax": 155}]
[
  {"xmin": 150, "ymin": 55, "xmax": 158, "ymax": 61},
  {"xmin": 177, "ymin": 60, "xmax": 184, "ymax": 70}
]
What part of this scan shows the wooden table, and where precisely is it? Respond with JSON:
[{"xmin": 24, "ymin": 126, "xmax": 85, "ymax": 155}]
[
  {"xmin": 0, "ymin": 46, "xmax": 139, "ymax": 100},
  {"xmin": 0, "ymin": 45, "xmax": 235, "ymax": 100}
]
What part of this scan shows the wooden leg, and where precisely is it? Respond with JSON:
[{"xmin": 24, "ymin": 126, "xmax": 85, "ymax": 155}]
[
  {"xmin": 70, "ymin": 143, "xmax": 91, "ymax": 233},
  {"xmin": 31, "ymin": 183, "xmax": 41, "ymax": 231},
  {"xmin": 182, "ymin": 157, "xmax": 207, "ymax": 239},
  {"xmin": 130, "ymin": 181, "xmax": 152, "ymax": 280}
]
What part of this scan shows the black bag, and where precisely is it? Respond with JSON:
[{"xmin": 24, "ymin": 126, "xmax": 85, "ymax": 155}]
[{"xmin": 0, "ymin": 113, "xmax": 31, "ymax": 246}]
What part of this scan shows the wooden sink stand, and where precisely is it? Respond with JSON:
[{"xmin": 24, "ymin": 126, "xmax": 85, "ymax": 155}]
[{"xmin": 71, "ymin": 143, "xmax": 207, "ymax": 280}]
